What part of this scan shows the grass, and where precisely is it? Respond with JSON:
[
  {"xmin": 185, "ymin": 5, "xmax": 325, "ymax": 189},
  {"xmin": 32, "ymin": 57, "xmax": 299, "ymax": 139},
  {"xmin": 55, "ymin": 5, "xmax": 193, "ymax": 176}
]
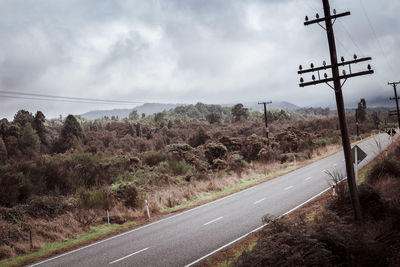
[{"xmin": 0, "ymin": 222, "xmax": 136, "ymax": 267}]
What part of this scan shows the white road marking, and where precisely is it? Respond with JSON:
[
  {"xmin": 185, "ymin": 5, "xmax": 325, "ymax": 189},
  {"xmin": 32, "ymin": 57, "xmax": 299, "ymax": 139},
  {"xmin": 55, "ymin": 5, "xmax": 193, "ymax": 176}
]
[
  {"xmin": 305, "ymin": 176, "xmax": 312, "ymax": 181},
  {"xmin": 185, "ymin": 187, "xmax": 332, "ymax": 267},
  {"xmin": 203, "ymin": 217, "xmax": 223, "ymax": 226},
  {"xmin": 322, "ymin": 169, "xmax": 327, "ymax": 173},
  {"xmin": 253, "ymin": 198, "xmax": 266, "ymax": 205},
  {"xmin": 109, "ymin": 247, "xmax": 149, "ymax": 265},
  {"xmin": 284, "ymin": 186, "xmax": 293, "ymax": 191}
]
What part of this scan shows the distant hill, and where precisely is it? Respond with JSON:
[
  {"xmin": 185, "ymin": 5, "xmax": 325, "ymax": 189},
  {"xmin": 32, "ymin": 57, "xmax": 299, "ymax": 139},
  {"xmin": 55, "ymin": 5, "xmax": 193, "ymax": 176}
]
[{"xmin": 80, "ymin": 103, "xmax": 182, "ymax": 120}]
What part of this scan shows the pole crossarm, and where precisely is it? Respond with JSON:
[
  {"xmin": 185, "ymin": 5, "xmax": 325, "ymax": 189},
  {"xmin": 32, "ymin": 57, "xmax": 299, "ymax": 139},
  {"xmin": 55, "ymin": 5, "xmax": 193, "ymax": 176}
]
[
  {"xmin": 258, "ymin": 101, "xmax": 272, "ymax": 105},
  {"xmin": 297, "ymin": 0, "xmax": 367, "ymax": 225},
  {"xmin": 299, "ymin": 70, "xmax": 374, "ymax": 87},
  {"xmin": 390, "ymin": 97, "xmax": 400, "ymax": 100},
  {"xmin": 304, "ymin": 11, "xmax": 350, "ymax": 26},
  {"xmin": 298, "ymin": 57, "xmax": 372, "ymax": 74}
]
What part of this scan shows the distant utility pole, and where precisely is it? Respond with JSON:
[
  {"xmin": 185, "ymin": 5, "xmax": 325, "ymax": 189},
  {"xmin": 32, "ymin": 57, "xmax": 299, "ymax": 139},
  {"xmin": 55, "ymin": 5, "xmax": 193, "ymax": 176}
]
[
  {"xmin": 258, "ymin": 101, "xmax": 272, "ymax": 146},
  {"xmin": 297, "ymin": 0, "xmax": 374, "ymax": 225},
  {"xmin": 355, "ymin": 109, "xmax": 360, "ymax": 137},
  {"xmin": 388, "ymin": 81, "xmax": 400, "ymax": 129}
]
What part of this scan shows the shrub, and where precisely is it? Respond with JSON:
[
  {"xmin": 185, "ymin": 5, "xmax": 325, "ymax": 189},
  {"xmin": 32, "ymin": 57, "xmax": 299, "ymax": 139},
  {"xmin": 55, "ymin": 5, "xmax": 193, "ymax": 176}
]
[
  {"xmin": 188, "ymin": 127, "xmax": 210, "ymax": 147},
  {"xmin": 228, "ymin": 154, "xmax": 248, "ymax": 175},
  {"xmin": 167, "ymin": 160, "xmax": 191, "ymax": 175},
  {"xmin": 115, "ymin": 184, "xmax": 138, "ymax": 209},
  {"xmin": 142, "ymin": 151, "xmax": 168, "ymax": 166},
  {"xmin": 366, "ymin": 157, "xmax": 400, "ymax": 184},
  {"xmin": 205, "ymin": 143, "xmax": 228, "ymax": 164}
]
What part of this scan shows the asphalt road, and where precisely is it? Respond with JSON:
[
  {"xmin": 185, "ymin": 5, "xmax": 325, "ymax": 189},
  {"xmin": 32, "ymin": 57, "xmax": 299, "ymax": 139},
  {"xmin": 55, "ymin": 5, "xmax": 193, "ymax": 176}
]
[{"xmin": 30, "ymin": 133, "xmax": 396, "ymax": 267}]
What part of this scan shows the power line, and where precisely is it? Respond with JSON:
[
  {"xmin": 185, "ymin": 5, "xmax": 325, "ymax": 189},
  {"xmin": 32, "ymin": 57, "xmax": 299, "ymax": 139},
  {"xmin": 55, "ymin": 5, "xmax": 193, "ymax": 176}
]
[
  {"xmin": 358, "ymin": 0, "xmax": 396, "ymax": 77},
  {"xmin": 0, "ymin": 94, "xmax": 139, "ymax": 105},
  {"xmin": 0, "ymin": 90, "xmax": 146, "ymax": 104}
]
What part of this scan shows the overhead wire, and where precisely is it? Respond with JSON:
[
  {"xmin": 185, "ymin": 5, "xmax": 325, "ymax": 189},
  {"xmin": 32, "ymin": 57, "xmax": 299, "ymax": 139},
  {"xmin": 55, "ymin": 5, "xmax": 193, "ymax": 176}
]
[
  {"xmin": 0, "ymin": 90, "xmax": 146, "ymax": 104},
  {"xmin": 358, "ymin": 0, "xmax": 396, "ymax": 77},
  {"xmin": 0, "ymin": 94, "xmax": 139, "ymax": 105},
  {"xmin": 297, "ymin": 0, "xmax": 390, "ymax": 93}
]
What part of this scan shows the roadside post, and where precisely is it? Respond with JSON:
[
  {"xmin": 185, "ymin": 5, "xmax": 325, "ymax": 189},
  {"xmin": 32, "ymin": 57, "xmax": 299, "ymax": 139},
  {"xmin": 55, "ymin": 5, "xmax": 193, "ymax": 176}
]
[
  {"xmin": 351, "ymin": 145, "xmax": 367, "ymax": 183},
  {"xmin": 145, "ymin": 200, "xmax": 151, "ymax": 219}
]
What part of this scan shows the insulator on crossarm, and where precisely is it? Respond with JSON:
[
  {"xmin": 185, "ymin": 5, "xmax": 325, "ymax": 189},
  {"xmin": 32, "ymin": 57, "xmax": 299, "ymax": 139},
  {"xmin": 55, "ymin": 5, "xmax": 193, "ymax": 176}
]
[
  {"xmin": 300, "ymin": 77, "xmax": 304, "ymax": 83},
  {"xmin": 305, "ymin": 16, "xmax": 309, "ymax": 22},
  {"xmin": 310, "ymin": 63, "xmax": 314, "ymax": 69},
  {"xmin": 312, "ymin": 75, "xmax": 316, "ymax": 81},
  {"xmin": 316, "ymin": 13, "xmax": 319, "ymax": 19},
  {"xmin": 333, "ymin": 9, "xmax": 337, "ymax": 15},
  {"xmin": 367, "ymin": 64, "xmax": 371, "ymax": 70},
  {"xmin": 323, "ymin": 60, "xmax": 326, "ymax": 66},
  {"xmin": 324, "ymin": 73, "xmax": 328, "ymax": 78},
  {"xmin": 342, "ymin": 70, "xmax": 346, "ymax": 75},
  {"xmin": 341, "ymin": 56, "xmax": 345, "ymax": 62},
  {"xmin": 299, "ymin": 65, "xmax": 303, "ymax": 71},
  {"xmin": 353, "ymin": 54, "xmax": 357, "ymax": 60}
]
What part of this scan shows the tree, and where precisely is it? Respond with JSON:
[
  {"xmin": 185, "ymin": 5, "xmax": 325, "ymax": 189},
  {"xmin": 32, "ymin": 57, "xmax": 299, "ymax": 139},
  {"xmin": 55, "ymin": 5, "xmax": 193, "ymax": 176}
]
[
  {"xmin": 33, "ymin": 111, "xmax": 48, "ymax": 145},
  {"xmin": 356, "ymin": 98, "xmax": 367, "ymax": 122},
  {"xmin": 53, "ymin": 115, "xmax": 84, "ymax": 153},
  {"xmin": 232, "ymin": 104, "xmax": 249, "ymax": 122},
  {"xmin": 13, "ymin": 110, "xmax": 34, "ymax": 127},
  {"xmin": 129, "ymin": 110, "xmax": 139, "ymax": 121},
  {"xmin": 61, "ymin": 115, "xmax": 84, "ymax": 140},
  {"xmin": 206, "ymin": 113, "xmax": 221, "ymax": 124},
  {"xmin": 20, "ymin": 123, "xmax": 40, "ymax": 151},
  {"xmin": 371, "ymin": 112, "xmax": 380, "ymax": 129},
  {"xmin": 0, "ymin": 138, "xmax": 7, "ymax": 162}
]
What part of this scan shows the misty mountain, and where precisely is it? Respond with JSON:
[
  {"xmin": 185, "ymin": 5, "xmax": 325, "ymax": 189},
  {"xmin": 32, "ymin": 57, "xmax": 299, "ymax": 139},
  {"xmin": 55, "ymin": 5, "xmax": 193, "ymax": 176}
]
[{"xmin": 80, "ymin": 103, "xmax": 182, "ymax": 120}]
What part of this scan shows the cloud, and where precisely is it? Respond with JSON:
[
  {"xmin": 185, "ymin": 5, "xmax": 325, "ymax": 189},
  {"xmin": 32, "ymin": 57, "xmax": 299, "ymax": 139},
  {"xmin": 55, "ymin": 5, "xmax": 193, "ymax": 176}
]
[{"xmin": 0, "ymin": 0, "xmax": 399, "ymax": 119}]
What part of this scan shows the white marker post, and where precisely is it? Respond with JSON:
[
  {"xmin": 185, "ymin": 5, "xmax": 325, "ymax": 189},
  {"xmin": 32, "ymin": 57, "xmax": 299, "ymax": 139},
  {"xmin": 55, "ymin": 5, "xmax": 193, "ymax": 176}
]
[
  {"xmin": 294, "ymin": 155, "xmax": 296, "ymax": 167},
  {"xmin": 354, "ymin": 146, "xmax": 358, "ymax": 183},
  {"xmin": 145, "ymin": 200, "xmax": 150, "ymax": 219},
  {"xmin": 107, "ymin": 210, "xmax": 110, "ymax": 224}
]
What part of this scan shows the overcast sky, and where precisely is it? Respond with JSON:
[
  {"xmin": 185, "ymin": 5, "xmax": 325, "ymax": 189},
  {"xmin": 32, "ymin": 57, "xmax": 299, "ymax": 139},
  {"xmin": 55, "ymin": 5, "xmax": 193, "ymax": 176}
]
[{"xmin": 0, "ymin": 0, "xmax": 399, "ymax": 119}]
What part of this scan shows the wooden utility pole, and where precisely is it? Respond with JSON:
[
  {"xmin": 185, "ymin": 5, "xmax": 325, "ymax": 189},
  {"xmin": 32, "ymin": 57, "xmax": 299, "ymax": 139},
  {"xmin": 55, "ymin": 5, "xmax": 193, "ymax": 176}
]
[
  {"xmin": 298, "ymin": 0, "xmax": 374, "ymax": 225},
  {"xmin": 258, "ymin": 101, "xmax": 272, "ymax": 146},
  {"xmin": 388, "ymin": 81, "xmax": 400, "ymax": 129}
]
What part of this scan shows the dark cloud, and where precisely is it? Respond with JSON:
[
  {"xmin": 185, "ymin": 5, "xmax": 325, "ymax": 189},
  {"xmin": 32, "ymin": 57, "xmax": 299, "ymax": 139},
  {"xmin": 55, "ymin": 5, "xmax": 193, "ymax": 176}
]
[{"xmin": 0, "ymin": 0, "xmax": 399, "ymax": 119}]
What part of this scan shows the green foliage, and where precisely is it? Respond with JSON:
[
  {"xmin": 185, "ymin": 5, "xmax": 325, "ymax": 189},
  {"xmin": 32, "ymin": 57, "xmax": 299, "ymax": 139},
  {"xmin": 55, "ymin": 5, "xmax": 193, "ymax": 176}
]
[
  {"xmin": 76, "ymin": 188, "xmax": 113, "ymax": 211},
  {"xmin": 62, "ymin": 115, "xmax": 84, "ymax": 140},
  {"xmin": 317, "ymin": 137, "xmax": 333, "ymax": 147},
  {"xmin": 128, "ymin": 110, "xmax": 139, "ymax": 121},
  {"xmin": 53, "ymin": 115, "xmax": 84, "ymax": 153},
  {"xmin": 33, "ymin": 111, "xmax": 48, "ymax": 145},
  {"xmin": 0, "ymin": 138, "xmax": 7, "ymax": 161},
  {"xmin": 13, "ymin": 110, "xmax": 34, "ymax": 127},
  {"xmin": 167, "ymin": 160, "xmax": 191, "ymax": 175},
  {"xmin": 20, "ymin": 123, "xmax": 40, "ymax": 151},
  {"xmin": 206, "ymin": 112, "xmax": 221, "ymax": 123},
  {"xmin": 232, "ymin": 103, "xmax": 249, "ymax": 122}
]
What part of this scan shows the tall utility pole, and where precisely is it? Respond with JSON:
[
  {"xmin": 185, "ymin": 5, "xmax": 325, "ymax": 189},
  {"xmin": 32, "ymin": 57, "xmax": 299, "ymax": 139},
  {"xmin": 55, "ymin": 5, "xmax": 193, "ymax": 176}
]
[
  {"xmin": 258, "ymin": 101, "xmax": 272, "ymax": 146},
  {"xmin": 388, "ymin": 81, "xmax": 400, "ymax": 129},
  {"xmin": 298, "ymin": 0, "xmax": 374, "ymax": 225}
]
